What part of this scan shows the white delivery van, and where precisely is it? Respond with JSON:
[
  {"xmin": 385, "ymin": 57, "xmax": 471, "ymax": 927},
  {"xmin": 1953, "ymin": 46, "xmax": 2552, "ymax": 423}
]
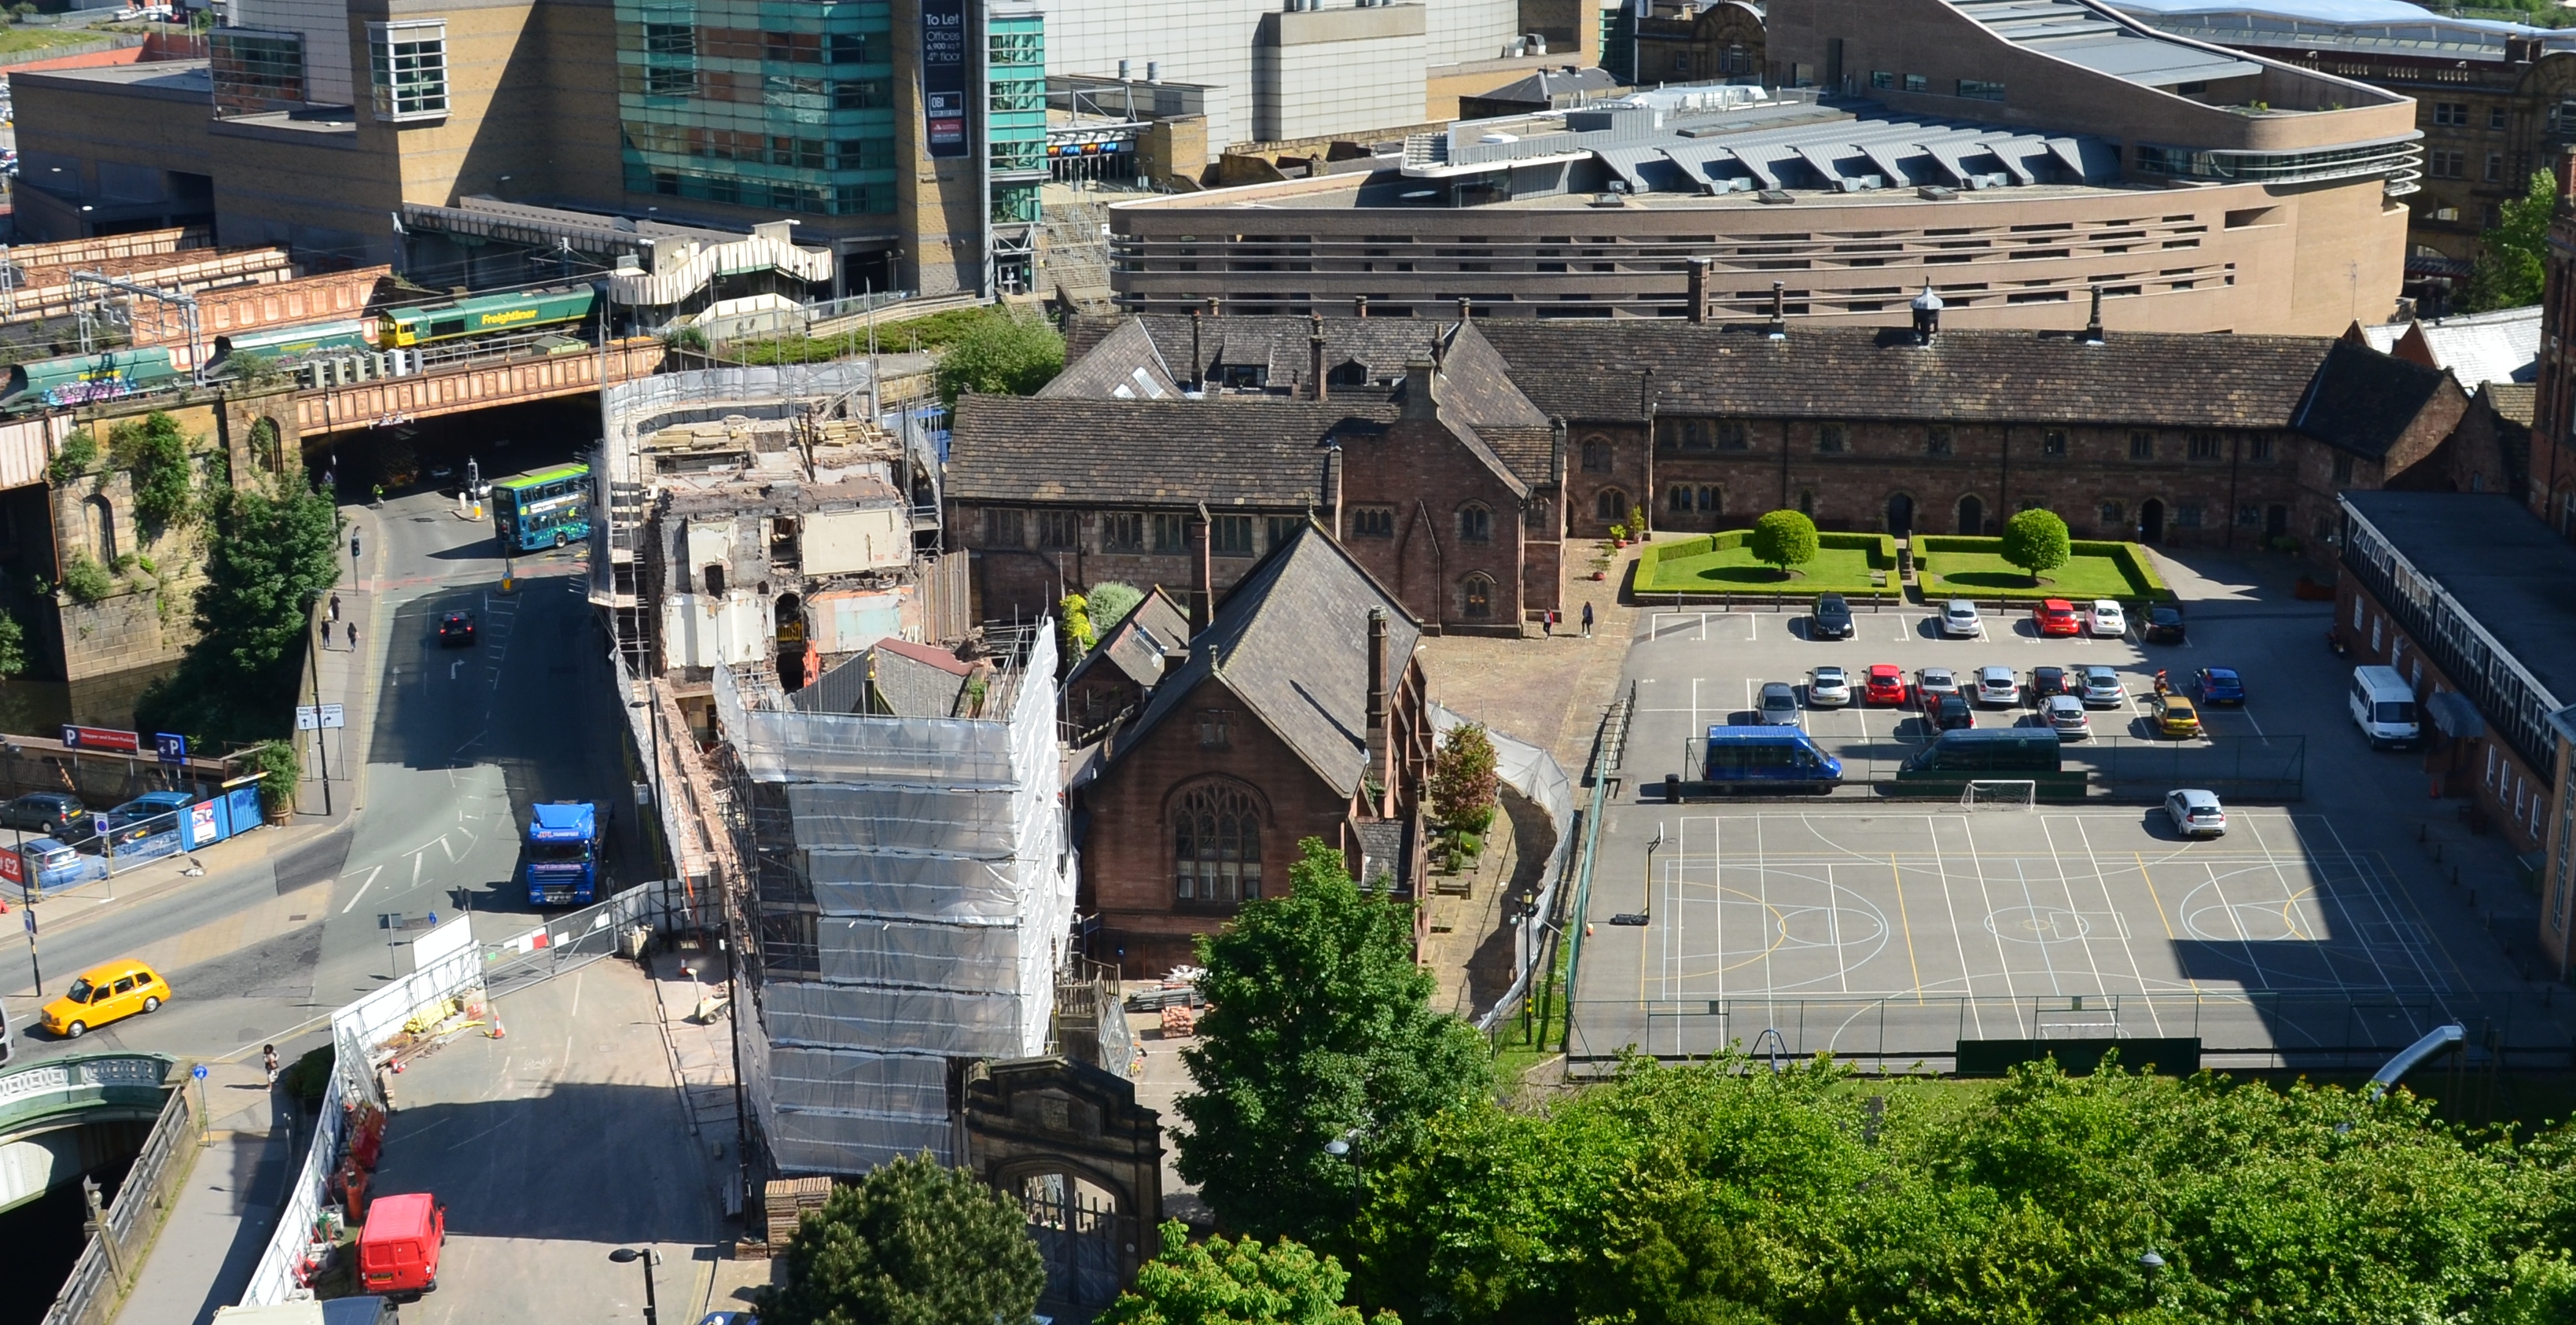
[{"xmin": 2350, "ymin": 665, "xmax": 2420, "ymax": 749}]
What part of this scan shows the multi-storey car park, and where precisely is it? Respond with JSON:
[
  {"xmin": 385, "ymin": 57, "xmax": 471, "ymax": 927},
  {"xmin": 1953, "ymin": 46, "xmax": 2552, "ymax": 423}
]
[{"xmin": 1108, "ymin": 0, "xmax": 2422, "ymax": 333}]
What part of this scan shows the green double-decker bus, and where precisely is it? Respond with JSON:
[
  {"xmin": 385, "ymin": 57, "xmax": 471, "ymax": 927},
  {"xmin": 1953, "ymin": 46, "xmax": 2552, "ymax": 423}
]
[{"xmin": 493, "ymin": 463, "xmax": 592, "ymax": 552}]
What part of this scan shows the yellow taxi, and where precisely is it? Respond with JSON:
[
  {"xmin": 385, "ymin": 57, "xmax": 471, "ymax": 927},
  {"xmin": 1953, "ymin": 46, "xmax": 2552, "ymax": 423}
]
[
  {"xmin": 2156, "ymin": 694, "xmax": 2202, "ymax": 739},
  {"xmin": 42, "ymin": 959, "xmax": 171, "ymax": 1039}
]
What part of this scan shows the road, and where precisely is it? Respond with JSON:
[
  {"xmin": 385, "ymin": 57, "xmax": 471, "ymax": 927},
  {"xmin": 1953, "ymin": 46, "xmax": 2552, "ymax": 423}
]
[{"xmin": 0, "ymin": 466, "xmax": 645, "ymax": 1069}]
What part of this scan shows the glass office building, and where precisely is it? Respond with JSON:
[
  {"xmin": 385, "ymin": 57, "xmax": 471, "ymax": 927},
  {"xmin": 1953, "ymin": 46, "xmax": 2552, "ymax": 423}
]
[
  {"xmin": 986, "ymin": 2, "xmax": 1043, "ymax": 292},
  {"xmin": 615, "ymin": 0, "xmax": 901, "ymax": 218}
]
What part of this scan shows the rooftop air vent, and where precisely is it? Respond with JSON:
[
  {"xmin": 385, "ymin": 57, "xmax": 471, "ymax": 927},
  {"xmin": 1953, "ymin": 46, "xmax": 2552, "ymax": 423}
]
[
  {"xmin": 1590, "ymin": 192, "xmax": 1626, "ymax": 207},
  {"xmin": 1756, "ymin": 189, "xmax": 1794, "ymax": 204},
  {"xmin": 1917, "ymin": 184, "xmax": 1957, "ymax": 200}
]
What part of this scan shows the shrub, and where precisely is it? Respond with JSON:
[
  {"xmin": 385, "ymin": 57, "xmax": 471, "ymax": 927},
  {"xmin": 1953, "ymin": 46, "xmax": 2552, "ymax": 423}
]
[
  {"xmin": 2001, "ymin": 507, "xmax": 2072, "ymax": 583},
  {"xmin": 244, "ymin": 739, "xmax": 300, "ymax": 815},
  {"xmin": 58, "ymin": 553, "xmax": 112, "ymax": 603},
  {"xmin": 1748, "ymin": 508, "xmax": 1820, "ymax": 576},
  {"xmin": 933, "ymin": 307, "xmax": 1066, "ymax": 405},
  {"xmin": 279, "ymin": 1044, "xmax": 333, "ymax": 1104},
  {"xmin": 108, "ymin": 412, "xmax": 196, "ymax": 532},
  {"xmin": 1430, "ymin": 723, "xmax": 1500, "ymax": 835},
  {"xmin": 1086, "ymin": 580, "xmax": 1144, "ymax": 631},
  {"xmin": 46, "ymin": 429, "xmax": 98, "ymax": 484}
]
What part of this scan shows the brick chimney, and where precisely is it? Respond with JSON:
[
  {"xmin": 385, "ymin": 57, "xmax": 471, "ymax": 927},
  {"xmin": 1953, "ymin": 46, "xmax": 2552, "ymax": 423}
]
[
  {"xmin": 1325, "ymin": 443, "xmax": 1344, "ymax": 538},
  {"xmin": 1189, "ymin": 309, "xmax": 1204, "ymax": 394},
  {"xmin": 1766, "ymin": 280, "xmax": 1786, "ymax": 339},
  {"xmin": 1687, "ymin": 256, "xmax": 1710, "ymax": 324},
  {"xmin": 1309, "ymin": 312, "xmax": 1327, "ymax": 401},
  {"xmin": 1353, "ymin": 295, "xmax": 1369, "ymax": 318},
  {"xmin": 1401, "ymin": 359, "xmax": 1441, "ymax": 421},
  {"xmin": 1365, "ymin": 606, "xmax": 1389, "ymax": 790},
  {"xmin": 1188, "ymin": 507, "xmax": 1213, "ymax": 632},
  {"xmin": 2083, "ymin": 284, "xmax": 2105, "ymax": 344}
]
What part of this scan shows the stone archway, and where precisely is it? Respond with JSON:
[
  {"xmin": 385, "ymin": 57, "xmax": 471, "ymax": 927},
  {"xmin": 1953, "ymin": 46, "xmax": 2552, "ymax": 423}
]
[
  {"xmin": 1956, "ymin": 494, "xmax": 1985, "ymax": 537},
  {"xmin": 960, "ymin": 1057, "xmax": 1165, "ymax": 1320},
  {"xmin": 2139, "ymin": 499, "xmax": 2166, "ymax": 546},
  {"xmin": 1886, "ymin": 492, "xmax": 1914, "ymax": 536}
]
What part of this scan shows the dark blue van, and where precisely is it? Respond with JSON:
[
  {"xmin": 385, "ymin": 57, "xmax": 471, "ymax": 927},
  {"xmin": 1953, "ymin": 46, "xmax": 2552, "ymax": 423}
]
[{"xmin": 1702, "ymin": 727, "xmax": 1842, "ymax": 794}]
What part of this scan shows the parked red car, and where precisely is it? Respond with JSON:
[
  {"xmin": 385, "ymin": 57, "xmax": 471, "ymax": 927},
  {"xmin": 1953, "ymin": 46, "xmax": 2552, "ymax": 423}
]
[
  {"xmin": 2033, "ymin": 598, "xmax": 2081, "ymax": 638},
  {"xmin": 359, "ymin": 1192, "xmax": 445, "ymax": 1297},
  {"xmin": 1864, "ymin": 664, "xmax": 1908, "ymax": 706}
]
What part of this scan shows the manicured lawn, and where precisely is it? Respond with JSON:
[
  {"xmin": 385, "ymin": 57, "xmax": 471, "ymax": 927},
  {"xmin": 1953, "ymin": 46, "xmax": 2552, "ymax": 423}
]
[
  {"xmin": 1636, "ymin": 537, "xmax": 1888, "ymax": 595},
  {"xmin": 1926, "ymin": 546, "xmax": 2143, "ymax": 598}
]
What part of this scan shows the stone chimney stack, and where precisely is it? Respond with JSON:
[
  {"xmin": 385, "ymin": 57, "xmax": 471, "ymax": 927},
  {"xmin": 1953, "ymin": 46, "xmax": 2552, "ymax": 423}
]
[
  {"xmin": 1911, "ymin": 283, "xmax": 1945, "ymax": 345},
  {"xmin": 1309, "ymin": 312, "xmax": 1327, "ymax": 401},
  {"xmin": 1365, "ymin": 606, "xmax": 1389, "ymax": 786},
  {"xmin": 2083, "ymin": 285, "xmax": 2105, "ymax": 344},
  {"xmin": 1325, "ymin": 443, "xmax": 1344, "ymax": 538},
  {"xmin": 1354, "ymin": 295, "xmax": 1369, "ymax": 318},
  {"xmin": 1189, "ymin": 309, "xmax": 1204, "ymax": 393},
  {"xmin": 1401, "ymin": 359, "xmax": 1441, "ymax": 421},
  {"xmin": 1687, "ymin": 257, "xmax": 1710, "ymax": 324},
  {"xmin": 1189, "ymin": 507, "xmax": 1213, "ymax": 632},
  {"xmin": 1767, "ymin": 280, "xmax": 1787, "ymax": 339}
]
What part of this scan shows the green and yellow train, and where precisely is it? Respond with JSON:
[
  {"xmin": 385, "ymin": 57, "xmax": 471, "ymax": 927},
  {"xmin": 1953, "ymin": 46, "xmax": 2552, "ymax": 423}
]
[{"xmin": 378, "ymin": 285, "xmax": 598, "ymax": 348}]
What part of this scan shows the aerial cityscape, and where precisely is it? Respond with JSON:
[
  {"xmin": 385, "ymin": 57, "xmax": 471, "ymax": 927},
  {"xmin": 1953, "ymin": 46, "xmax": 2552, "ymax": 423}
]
[{"xmin": 5, "ymin": 0, "xmax": 2576, "ymax": 1319}]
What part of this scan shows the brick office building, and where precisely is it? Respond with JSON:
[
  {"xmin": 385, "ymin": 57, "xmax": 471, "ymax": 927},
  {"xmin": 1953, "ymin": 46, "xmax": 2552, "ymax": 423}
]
[
  {"xmin": 948, "ymin": 316, "xmax": 1564, "ymax": 634},
  {"xmin": 2335, "ymin": 491, "xmax": 2576, "ymax": 867},
  {"xmin": 1074, "ymin": 524, "xmax": 1433, "ymax": 974},
  {"xmin": 1476, "ymin": 311, "xmax": 2478, "ymax": 548}
]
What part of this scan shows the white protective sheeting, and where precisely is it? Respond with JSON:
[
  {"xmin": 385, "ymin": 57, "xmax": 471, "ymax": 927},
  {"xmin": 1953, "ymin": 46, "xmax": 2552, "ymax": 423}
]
[
  {"xmin": 723, "ymin": 628, "xmax": 1076, "ymax": 1173},
  {"xmin": 1427, "ymin": 703, "xmax": 1577, "ymax": 1032}
]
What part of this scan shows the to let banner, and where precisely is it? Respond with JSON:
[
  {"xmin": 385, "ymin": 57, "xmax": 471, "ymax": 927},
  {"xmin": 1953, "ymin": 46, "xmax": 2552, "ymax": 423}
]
[{"xmin": 922, "ymin": 0, "xmax": 970, "ymax": 160}]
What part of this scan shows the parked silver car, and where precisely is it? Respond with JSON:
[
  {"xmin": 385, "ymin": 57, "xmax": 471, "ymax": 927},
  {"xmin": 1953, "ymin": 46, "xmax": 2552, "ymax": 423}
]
[
  {"xmin": 1807, "ymin": 665, "xmax": 1853, "ymax": 708},
  {"xmin": 1758, "ymin": 681, "xmax": 1802, "ymax": 725},
  {"xmin": 2042, "ymin": 694, "xmax": 2091, "ymax": 740},
  {"xmin": 1941, "ymin": 598, "xmax": 1982, "ymax": 638},
  {"xmin": 2165, "ymin": 788, "xmax": 2228, "ymax": 838}
]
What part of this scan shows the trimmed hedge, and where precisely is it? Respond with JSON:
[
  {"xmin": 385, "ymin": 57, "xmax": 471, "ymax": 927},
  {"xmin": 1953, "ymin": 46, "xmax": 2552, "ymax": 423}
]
[
  {"xmin": 1913, "ymin": 536, "xmax": 2172, "ymax": 602},
  {"xmin": 1635, "ymin": 529, "xmax": 1900, "ymax": 595}
]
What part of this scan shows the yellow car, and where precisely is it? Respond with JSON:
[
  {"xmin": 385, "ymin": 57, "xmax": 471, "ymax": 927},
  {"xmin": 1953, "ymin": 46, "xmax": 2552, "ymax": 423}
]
[
  {"xmin": 42, "ymin": 959, "xmax": 171, "ymax": 1039},
  {"xmin": 2157, "ymin": 694, "xmax": 2202, "ymax": 739}
]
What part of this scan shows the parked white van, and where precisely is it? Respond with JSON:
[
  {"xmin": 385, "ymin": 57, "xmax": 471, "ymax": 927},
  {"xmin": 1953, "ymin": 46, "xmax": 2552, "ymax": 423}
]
[{"xmin": 2350, "ymin": 666, "xmax": 2420, "ymax": 749}]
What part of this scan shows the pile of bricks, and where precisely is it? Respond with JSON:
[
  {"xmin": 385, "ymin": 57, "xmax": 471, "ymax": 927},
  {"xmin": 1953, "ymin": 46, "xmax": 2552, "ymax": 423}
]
[{"xmin": 741, "ymin": 1176, "xmax": 833, "ymax": 1258}]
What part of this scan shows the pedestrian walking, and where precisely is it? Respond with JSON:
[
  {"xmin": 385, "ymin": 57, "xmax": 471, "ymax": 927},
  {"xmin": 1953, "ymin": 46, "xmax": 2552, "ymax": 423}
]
[
  {"xmin": 263, "ymin": 1044, "xmax": 280, "ymax": 1085},
  {"xmin": 1542, "ymin": 609, "xmax": 1555, "ymax": 638},
  {"xmin": 319, "ymin": 620, "xmax": 333, "ymax": 649},
  {"xmin": 347, "ymin": 623, "xmax": 359, "ymax": 651},
  {"xmin": 329, "ymin": 594, "xmax": 341, "ymax": 621},
  {"xmin": 1581, "ymin": 602, "xmax": 1595, "ymax": 638}
]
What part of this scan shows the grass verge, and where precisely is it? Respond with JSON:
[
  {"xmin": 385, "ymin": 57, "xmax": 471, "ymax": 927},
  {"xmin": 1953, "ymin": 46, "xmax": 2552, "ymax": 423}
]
[
  {"xmin": 1635, "ymin": 530, "xmax": 1897, "ymax": 595},
  {"xmin": 1915, "ymin": 536, "xmax": 2170, "ymax": 601}
]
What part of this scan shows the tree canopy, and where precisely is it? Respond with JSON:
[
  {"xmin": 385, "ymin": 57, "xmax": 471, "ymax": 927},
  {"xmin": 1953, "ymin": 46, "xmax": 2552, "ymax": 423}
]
[
  {"xmin": 2000, "ymin": 507, "xmax": 2072, "ymax": 584},
  {"xmin": 1100, "ymin": 1221, "xmax": 1395, "ymax": 1325},
  {"xmin": 1176, "ymin": 838, "xmax": 1492, "ymax": 1247},
  {"xmin": 755, "ymin": 1152, "xmax": 1046, "ymax": 1325},
  {"xmin": 1350, "ymin": 1053, "xmax": 2576, "ymax": 1325},
  {"xmin": 1747, "ymin": 510, "xmax": 1820, "ymax": 576},
  {"xmin": 2462, "ymin": 168, "xmax": 2557, "ymax": 314},
  {"xmin": 135, "ymin": 469, "xmax": 341, "ymax": 745},
  {"xmin": 935, "ymin": 307, "xmax": 1066, "ymax": 405},
  {"xmin": 1087, "ymin": 580, "xmax": 1146, "ymax": 632},
  {"xmin": 1428, "ymin": 723, "xmax": 1500, "ymax": 834}
]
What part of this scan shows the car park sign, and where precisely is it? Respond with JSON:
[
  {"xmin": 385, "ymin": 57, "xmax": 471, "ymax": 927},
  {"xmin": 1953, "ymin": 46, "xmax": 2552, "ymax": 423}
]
[{"xmin": 59, "ymin": 725, "xmax": 139, "ymax": 753}]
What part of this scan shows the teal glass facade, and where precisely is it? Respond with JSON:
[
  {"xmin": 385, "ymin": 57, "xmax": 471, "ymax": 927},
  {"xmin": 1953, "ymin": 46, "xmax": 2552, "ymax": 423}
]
[
  {"xmin": 616, "ymin": 0, "xmax": 900, "ymax": 217},
  {"xmin": 987, "ymin": 9, "xmax": 1044, "ymax": 227}
]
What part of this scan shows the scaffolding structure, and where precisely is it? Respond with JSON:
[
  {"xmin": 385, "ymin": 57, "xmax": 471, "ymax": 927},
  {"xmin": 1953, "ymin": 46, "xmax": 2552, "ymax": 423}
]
[{"xmin": 716, "ymin": 626, "xmax": 1076, "ymax": 1172}]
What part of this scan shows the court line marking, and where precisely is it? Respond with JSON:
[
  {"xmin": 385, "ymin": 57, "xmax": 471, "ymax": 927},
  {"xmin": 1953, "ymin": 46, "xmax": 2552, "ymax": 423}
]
[
  {"xmin": 1956, "ymin": 814, "xmax": 2021, "ymax": 1006},
  {"xmin": 2239, "ymin": 812, "xmax": 2356, "ymax": 998},
  {"xmin": 2306, "ymin": 814, "xmax": 2466, "ymax": 994},
  {"xmin": 1890, "ymin": 852, "xmax": 1925, "ymax": 1005},
  {"xmin": 2283, "ymin": 813, "xmax": 2426, "ymax": 995},
  {"xmin": 2061, "ymin": 816, "xmax": 2169, "ymax": 1034},
  {"xmin": 1925, "ymin": 813, "xmax": 1986, "ymax": 1037},
  {"xmin": 2038, "ymin": 816, "xmax": 2117, "ymax": 1007}
]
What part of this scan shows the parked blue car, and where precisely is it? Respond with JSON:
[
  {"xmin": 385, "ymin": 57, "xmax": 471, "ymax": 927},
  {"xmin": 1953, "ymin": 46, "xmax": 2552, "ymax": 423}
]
[
  {"xmin": 2195, "ymin": 667, "xmax": 2247, "ymax": 705},
  {"xmin": 17, "ymin": 835, "xmax": 107, "ymax": 893},
  {"xmin": 97, "ymin": 792, "xmax": 192, "ymax": 863}
]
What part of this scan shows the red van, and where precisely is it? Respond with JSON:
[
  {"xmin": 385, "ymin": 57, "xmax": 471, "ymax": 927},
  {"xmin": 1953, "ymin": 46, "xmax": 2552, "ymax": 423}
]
[{"xmin": 356, "ymin": 1192, "xmax": 445, "ymax": 1297}]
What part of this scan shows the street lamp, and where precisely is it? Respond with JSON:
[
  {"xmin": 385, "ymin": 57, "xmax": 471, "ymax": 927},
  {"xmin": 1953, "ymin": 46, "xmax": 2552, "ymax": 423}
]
[
  {"xmin": 2137, "ymin": 1250, "xmax": 2165, "ymax": 1308},
  {"xmin": 609, "ymin": 1246, "xmax": 662, "ymax": 1324}
]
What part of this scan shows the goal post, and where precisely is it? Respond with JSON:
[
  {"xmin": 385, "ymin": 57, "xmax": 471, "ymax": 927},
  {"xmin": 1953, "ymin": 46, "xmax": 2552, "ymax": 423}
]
[{"xmin": 1960, "ymin": 779, "xmax": 2038, "ymax": 811}]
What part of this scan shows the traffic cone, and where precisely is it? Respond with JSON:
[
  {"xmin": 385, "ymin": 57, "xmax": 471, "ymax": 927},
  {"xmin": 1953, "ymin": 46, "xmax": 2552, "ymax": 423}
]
[{"xmin": 488, "ymin": 1017, "xmax": 507, "ymax": 1040}]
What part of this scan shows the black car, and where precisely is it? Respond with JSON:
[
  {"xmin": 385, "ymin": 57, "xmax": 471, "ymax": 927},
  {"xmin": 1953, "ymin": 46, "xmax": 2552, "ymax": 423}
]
[
  {"xmin": 2144, "ymin": 605, "xmax": 2187, "ymax": 645},
  {"xmin": 438, "ymin": 611, "xmax": 477, "ymax": 646},
  {"xmin": 1930, "ymin": 693, "xmax": 1975, "ymax": 731},
  {"xmin": 0, "ymin": 792, "xmax": 90, "ymax": 842},
  {"xmin": 2028, "ymin": 665, "xmax": 2069, "ymax": 704},
  {"xmin": 1809, "ymin": 593, "xmax": 1854, "ymax": 640}
]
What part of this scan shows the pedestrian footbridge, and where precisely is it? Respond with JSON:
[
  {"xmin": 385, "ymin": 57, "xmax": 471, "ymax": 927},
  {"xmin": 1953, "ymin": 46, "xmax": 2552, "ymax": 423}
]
[{"xmin": 0, "ymin": 1053, "xmax": 173, "ymax": 1214}]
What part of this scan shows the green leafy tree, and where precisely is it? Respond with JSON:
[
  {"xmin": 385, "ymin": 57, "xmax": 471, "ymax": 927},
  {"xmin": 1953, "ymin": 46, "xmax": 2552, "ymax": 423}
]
[
  {"xmin": 935, "ymin": 307, "xmax": 1066, "ymax": 406},
  {"xmin": 0, "ymin": 611, "xmax": 26, "ymax": 679},
  {"xmin": 1086, "ymin": 580, "xmax": 1145, "ymax": 631},
  {"xmin": 1746, "ymin": 509, "xmax": 1820, "ymax": 577},
  {"xmin": 754, "ymin": 1152, "xmax": 1045, "ymax": 1325},
  {"xmin": 2000, "ymin": 506, "xmax": 2073, "ymax": 584},
  {"xmin": 1427, "ymin": 723, "xmax": 1500, "ymax": 836},
  {"xmin": 135, "ymin": 469, "xmax": 341, "ymax": 745},
  {"xmin": 109, "ymin": 412, "xmax": 197, "ymax": 533},
  {"xmin": 1176, "ymin": 838, "xmax": 1492, "ymax": 1247},
  {"xmin": 1100, "ymin": 1221, "xmax": 1396, "ymax": 1325},
  {"xmin": 243, "ymin": 738, "xmax": 300, "ymax": 816},
  {"xmin": 1060, "ymin": 592, "xmax": 1096, "ymax": 661},
  {"xmin": 2463, "ymin": 168, "xmax": 2558, "ymax": 313}
]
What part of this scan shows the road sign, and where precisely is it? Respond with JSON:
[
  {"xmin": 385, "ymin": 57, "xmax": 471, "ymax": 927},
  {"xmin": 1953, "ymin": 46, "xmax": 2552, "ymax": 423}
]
[
  {"xmin": 20, "ymin": 908, "xmax": 31, "ymax": 935},
  {"xmin": 190, "ymin": 1064, "xmax": 208, "ymax": 1081},
  {"xmin": 377, "ymin": 911, "xmax": 401, "ymax": 930},
  {"xmin": 295, "ymin": 706, "xmax": 318, "ymax": 731},
  {"xmin": 155, "ymin": 732, "xmax": 187, "ymax": 765},
  {"xmin": 320, "ymin": 705, "xmax": 346, "ymax": 730},
  {"xmin": 59, "ymin": 724, "xmax": 139, "ymax": 753}
]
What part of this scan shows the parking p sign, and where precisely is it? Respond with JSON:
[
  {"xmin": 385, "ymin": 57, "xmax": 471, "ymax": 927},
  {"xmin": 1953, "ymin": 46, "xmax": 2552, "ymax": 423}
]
[{"xmin": 156, "ymin": 732, "xmax": 187, "ymax": 766}]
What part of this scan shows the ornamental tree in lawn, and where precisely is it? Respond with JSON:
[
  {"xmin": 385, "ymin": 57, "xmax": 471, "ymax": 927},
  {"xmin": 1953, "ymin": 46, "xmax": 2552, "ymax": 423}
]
[
  {"xmin": 1748, "ymin": 509, "xmax": 1819, "ymax": 577},
  {"xmin": 2001, "ymin": 507, "xmax": 2073, "ymax": 585}
]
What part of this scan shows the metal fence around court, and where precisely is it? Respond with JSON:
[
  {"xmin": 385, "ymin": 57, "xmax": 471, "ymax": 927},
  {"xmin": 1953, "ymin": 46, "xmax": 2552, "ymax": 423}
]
[
  {"xmin": 1665, "ymin": 733, "xmax": 2306, "ymax": 802},
  {"xmin": 1566, "ymin": 988, "xmax": 2576, "ymax": 1073}
]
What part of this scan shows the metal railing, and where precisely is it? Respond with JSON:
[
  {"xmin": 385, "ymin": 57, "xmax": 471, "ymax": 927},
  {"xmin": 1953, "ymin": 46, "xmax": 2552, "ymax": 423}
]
[
  {"xmin": 39, "ymin": 1080, "xmax": 199, "ymax": 1325},
  {"xmin": 1567, "ymin": 988, "xmax": 2576, "ymax": 1071}
]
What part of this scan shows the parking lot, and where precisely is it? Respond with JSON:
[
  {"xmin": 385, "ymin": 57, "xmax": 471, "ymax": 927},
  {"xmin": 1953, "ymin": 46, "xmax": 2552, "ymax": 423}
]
[{"xmin": 1574, "ymin": 556, "xmax": 2576, "ymax": 1070}]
